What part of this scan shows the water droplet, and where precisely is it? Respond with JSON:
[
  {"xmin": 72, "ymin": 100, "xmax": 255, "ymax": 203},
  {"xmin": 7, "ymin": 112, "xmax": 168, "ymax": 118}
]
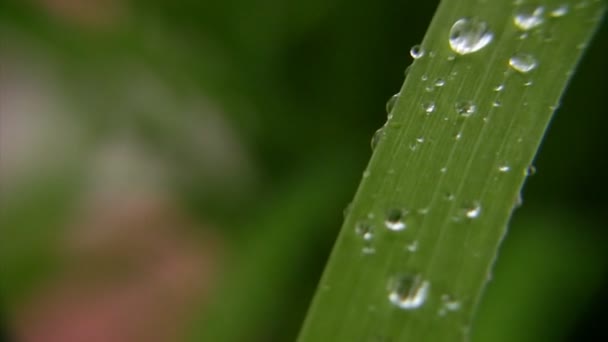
[
  {"xmin": 492, "ymin": 100, "xmax": 502, "ymax": 107},
  {"xmin": 525, "ymin": 165, "xmax": 537, "ymax": 176},
  {"xmin": 371, "ymin": 127, "xmax": 384, "ymax": 150},
  {"xmin": 434, "ymin": 78, "xmax": 446, "ymax": 87},
  {"xmin": 550, "ymin": 4, "xmax": 569, "ymax": 17},
  {"xmin": 455, "ymin": 101, "xmax": 477, "ymax": 117},
  {"xmin": 465, "ymin": 202, "xmax": 482, "ymax": 218},
  {"xmin": 449, "ymin": 17, "xmax": 494, "ymax": 55},
  {"xmin": 455, "ymin": 132, "xmax": 463, "ymax": 140},
  {"xmin": 386, "ymin": 93, "xmax": 399, "ymax": 114},
  {"xmin": 343, "ymin": 202, "xmax": 353, "ymax": 219},
  {"xmin": 406, "ymin": 241, "xmax": 419, "ymax": 252},
  {"xmin": 416, "ymin": 137, "xmax": 425, "ymax": 143},
  {"xmin": 355, "ymin": 221, "xmax": 374, "ymax": 241},
  {"xmin": 421, "ymin": 74, "xmax": 429, "ymax": 81},
  {"xmin": 509, "ymin": 53, "xmax": 538, "ymax": 73},
  {"xmin": 363, "ymin": 170, "xmax": 371, "ymax": 178},
  {"xmin": 422, "ymin": 101, "xmax": 436, "ymax": 114},
  {"xmin": 498, "ymin": 165, "xmax": 511, "ymax": 172},
  {"xmin": 514, "ymin": 6, "xmax": 545, "ymax": 30},
  {"xmin": 440, "ymin": 167, "xmax": 448, "ymax": 173},
  {"xmin": 387, "ymin": 274, "xmax": 430, "ymax": 310},
  {"xmin": 404, "ymin": 65, "xmax": 412, "ymax": 77},
  {"xmin": 444, "ymin": 192, "xmax": 455, "ymax": 201},
  {"xmin": 385, "ymin": 208, "xmax": 407, "ymax": 231},
  {"xmin": 425, "ymin": 85, "xmax": 435, "ymax": 92},
  {"xmin": 362, "ymin": 246, "xmax": 376, "ymax": 254},
  {"xmin": 438, "ymin": 294, "xmax": 462, "ymax": 316},
  {"xmin": 494, "ymin": 84, "xmax": 505, "ymax": 92},
  {"xmin": 410, "ymin": 45, "xmax": 425, "ymax": 59}
]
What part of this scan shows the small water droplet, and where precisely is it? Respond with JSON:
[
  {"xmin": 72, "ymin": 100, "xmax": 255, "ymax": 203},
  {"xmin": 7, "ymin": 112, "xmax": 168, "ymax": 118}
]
[
  {"xmin": 404, "ymin": 65, "xmax": 412, "ymax": 77},
  {"xmin": 387, "ymin": 274, "xmax": 430, "ymax": 310},
  {"xmin": 410, "ymin": 45, "xmax": 425, "ymax": 59},
  {"xmin": 524, "ymin": 80, "xmax": 534, "ymax": 86},
  {"xmin": 455, "ymin": 101, "xmax": 477, "ymax": 117},
  {"xmin": 465, "ymin": 202, "xmax": 482, "ymax": 218},
  {"xmin": 444, "ymin": 192, "xmax": 455, "ymax": 201},
  {"xmin": 550, "ymin": 4, "xmax": 569, "ymax": 17},
  {"xmin": 385, "ymin": 208, "xmax": 407, "ymax": 231},
  {"xmin": 494, "ymin": 84, "xmax": 505, "ymax": 92},
  {"xmin": 438, "ymin": 294, "xmax": 462, "ymax": 316},
  {"xmin": 386, "ymin": 93, "xmax": 399, "ymax": 114},
  {"xmin": 425, "ymin": 85, "xmax": 435, "ymax": 92},
  {"xmin": 355, "ymin": 221, "xmax": 374, "ymax": 241},
  {"xmin": 363, "ymin": 170, "xmax": 371, "ymax": 178},
  {"xmin": 449, "ymin": 17, "xmax": 494, "ymax": 55},
  {"xmin": 406, "ymin": 240, "xmax": 419, "ymax": 252},
  {"xmin": 440, "ymin": 167, "xmax": 448, "ymax": 173},
  {"xmin": 492, "ymin": 100, "xmax": 502, "ymax": 107},
  {"xmin": 498, "ymin": 165, "xmax": 511, "ymax": 172},
  {"xmin": 343, "ymin": 202, "xmax": 353, "ymax": 219},
  {"xmin": 371, "ymin": 127, "xmax": 384, "ymax": 150},
  {"xmin": 525, "ymin": 165, "xmax": 537, "ymax": 176},
  {"xmin": 509, "ymin": 53, "xmax": 538, "ymax": 73},
  {"xmin": 416, "ymin": 137, "xmax": 425, "ymax": 143},
  {"xmin": 362, "ymin": 246, "xmax": 376, "ymax": 254},
  {"xmin": 514, "ymin": 5, "xmax": 545, "ymax": 30},
  {"xmin": 422, "ymin": 101, "xmax": 436, "ymax": 114},
  {"xmin": 455, "ymin": 132, "xmax": 463, "ymax": 140},
  {"xmin": 434, "ymin": 78, "xmax": 446, "ymax": 87},
  {"xmin": 421, "ymin": 74, "xmax": 429, "ymax": 81}
]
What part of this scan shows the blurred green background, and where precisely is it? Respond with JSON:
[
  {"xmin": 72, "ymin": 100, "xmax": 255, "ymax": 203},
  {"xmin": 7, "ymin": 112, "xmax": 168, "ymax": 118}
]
[{"xmin": 0, "ymin": 0, "xmax": 606, "ymax": 341}]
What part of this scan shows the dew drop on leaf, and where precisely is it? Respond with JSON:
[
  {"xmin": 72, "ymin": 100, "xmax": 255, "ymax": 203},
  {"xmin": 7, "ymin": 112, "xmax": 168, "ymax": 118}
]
[
  {"xmin": 509, "ymin": 53, "xmax": 538, "ymax": 73},
  {"xmin": 371, "ymin": 127, "xmax": 384, "ymax": 151},
  {"xmin": 465, "ymin": 202, "xmax": 482, "ymax": 218},
  {"xmin": 387, "ymin": 274, "xmax": 430, "ymax": 310},
  {"xmin": 438, "ymin": 294, "xmax": 462, "ymax": 316},
  {"xmin": 355, "ymin": 221, "xmax": 374, "ymax": 241},
  {"xmin": 455, "ymin": 101, "xmax": 477, "ymax": 117},
  {"xmin": 449, "ymin": 17, "xmax": 494, "ymax": 55},
  {"xmin": 422, "ymin": 101, "xmax": 436, "ymax": 114},
  {"xmin": 385, "ymin": 208, "xmax": 407, "ymax": 231},
  {"xmin": 550, "ymin": 4, "xmax": 569, "ymax": 17},
  {"xmin": 410, "ymin": 44, "xmax": 425, "ymax": 59},
  {"xmin": 386, "ymin": 93, "xmax": 399, "ymax": 114},
  {"xmin": 514, "ymin": 5, "xmax": 545, "ymax": 30}
]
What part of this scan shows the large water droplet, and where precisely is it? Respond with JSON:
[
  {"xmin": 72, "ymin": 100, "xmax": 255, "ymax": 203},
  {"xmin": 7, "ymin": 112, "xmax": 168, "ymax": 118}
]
[
  {"xmin": 371, "ymin": 127, "xmax": 384, "ymax": 150},
  {"xmin": 514, "ymin": 6, "xmax": 545, "ymax": 30},
  {"xmin": 388, "ymin": 274, "xmax": 430, "ymax": 310},
  {"xmin": 386, "ymin": 93, "xmax": 399, "ymax": 114},
  {"xmin": 385, "ymin": 208, "xmax": 407, "ymax": 231},
  {"xmin": 449, "ymin": 18, "xmax": 494, "ymax": 55},
  {"xmin": 550, "ymin": 4, "xmax": 569, "ymax": 17},
  {"xmin": 410, "ymin": 45, "xmax": 425, "ymax": 59},
  {"xmin": 509, "ymin": 53, "xmax": 538, "ymax": 73},
  {"xmin": 455, "ymin": 101, "xmax": 477, "ymax": 117}
]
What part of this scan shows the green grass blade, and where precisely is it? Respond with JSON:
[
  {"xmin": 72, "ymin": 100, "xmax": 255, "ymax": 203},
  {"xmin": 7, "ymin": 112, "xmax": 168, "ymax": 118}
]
[{"xmin": 297, "ymin": 1, "xmax": 605, "ymax": 341}]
